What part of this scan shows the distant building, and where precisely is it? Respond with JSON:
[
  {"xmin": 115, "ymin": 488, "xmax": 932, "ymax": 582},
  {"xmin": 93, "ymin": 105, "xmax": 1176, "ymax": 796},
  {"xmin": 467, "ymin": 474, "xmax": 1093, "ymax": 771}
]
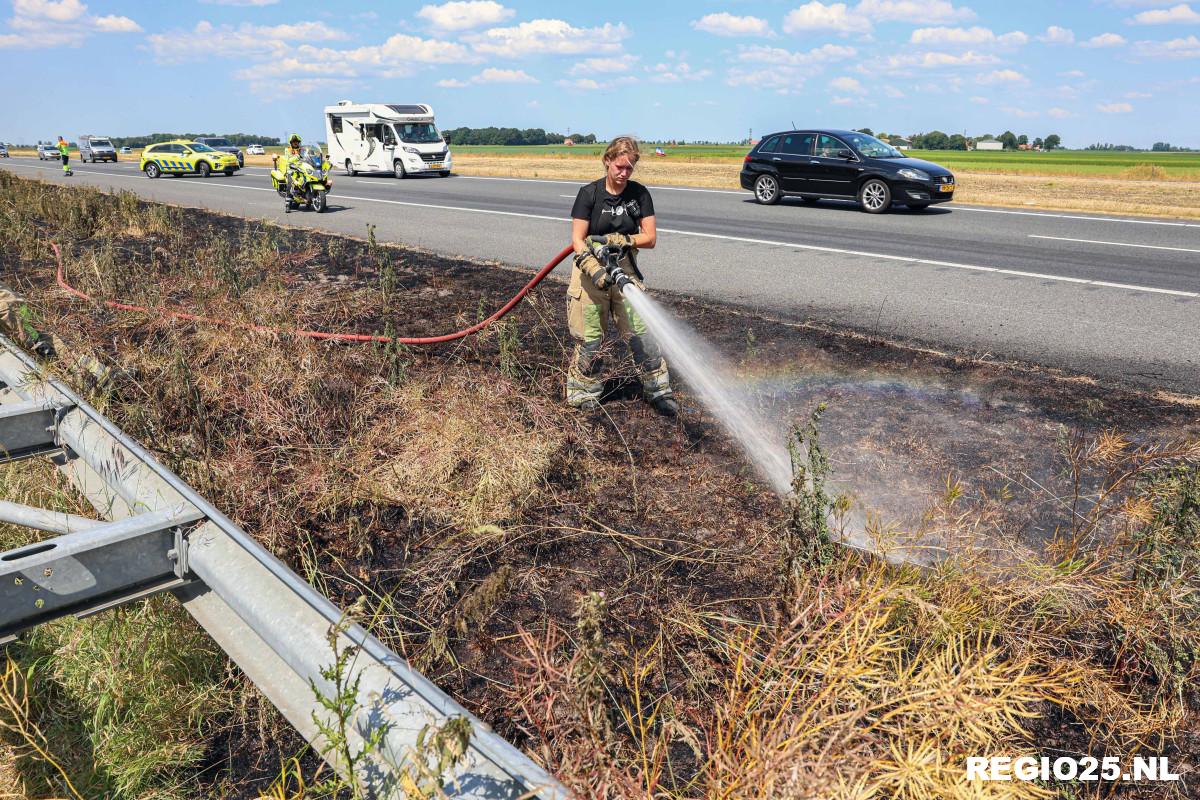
[
  {"xmin": 976, "ymin": 140, "xmax": 1004, "ymax": 151},
  {"xmin": 563, "ymin": 138, "xmax": 574, "ymax": 146},
  {"xmin": 888, "ymin": 136, "xmax": 912, "ymax": 150}
]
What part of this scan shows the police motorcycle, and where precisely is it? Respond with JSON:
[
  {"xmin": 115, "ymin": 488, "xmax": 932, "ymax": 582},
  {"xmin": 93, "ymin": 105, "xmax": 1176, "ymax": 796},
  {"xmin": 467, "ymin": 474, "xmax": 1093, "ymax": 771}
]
[{"xmin": 271, "ymin": 146, "xmax": 332, "ymax": 213}]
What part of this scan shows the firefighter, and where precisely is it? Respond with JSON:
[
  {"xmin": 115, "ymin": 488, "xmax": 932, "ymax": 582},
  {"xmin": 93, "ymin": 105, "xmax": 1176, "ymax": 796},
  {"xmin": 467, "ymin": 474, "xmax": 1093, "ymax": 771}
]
[
  {"xmin": 56, "ymin": 136, "xmax": 71, "ymax": 176},
  {"xmin": 566, "ymin": 136, "xmax": 678, "ymax": 416}
]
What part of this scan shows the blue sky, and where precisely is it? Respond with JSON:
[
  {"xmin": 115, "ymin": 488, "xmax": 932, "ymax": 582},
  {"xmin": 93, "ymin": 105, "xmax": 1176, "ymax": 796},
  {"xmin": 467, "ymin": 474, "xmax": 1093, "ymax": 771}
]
[{"xmin": 1, "ymin": 0, "xmax": 1197, "ymax": 147}]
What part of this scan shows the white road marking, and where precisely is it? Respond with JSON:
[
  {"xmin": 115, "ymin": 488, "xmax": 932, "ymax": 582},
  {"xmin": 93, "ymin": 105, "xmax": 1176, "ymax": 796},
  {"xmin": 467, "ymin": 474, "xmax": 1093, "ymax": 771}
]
[
  {"xmin": 5, "ymin": 161, "xmax": 1196, "ymax": 299},
  {"xmin": 1028, "ymin": 234, "xmax": 1200, "ymax": 253},
  {"xmin": 957, "ymin": 205, "xmax": 1200, "ymax": 229},
  {"xmin": 656, "ymin": 227, "xmax": 1198, "ymax": 298}
]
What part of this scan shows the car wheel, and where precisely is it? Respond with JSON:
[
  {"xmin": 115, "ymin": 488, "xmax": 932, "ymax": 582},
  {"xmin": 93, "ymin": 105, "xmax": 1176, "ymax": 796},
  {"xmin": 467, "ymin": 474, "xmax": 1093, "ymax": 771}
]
[
  {"xmin": 753, "ymin": 173, "xmax": 781, "ymax": 205},
  {"xmin": 859, "ymin": 178, "xmax": 891, "ymax": 214},
  {"xmin": 393, "ymin": 159, "xmax": 406, "ymax": 179},
  {"xmin": 906, "ymin": 203, "xmax": 931, "ymax": 211},
  {"xmin": 145, "ymin": 162, "xmax": 161, "ymax": 179},
  {"xmin": 344, "ymin": 159, "xmax": 356, "ymax": 177},
  {"xmin": 439, "ymin": 170, "xmax": 451, "ymax": 178},
  {"xmin": 224, "ymin": 169, "xmax": 235, "ymax": 176},
  {"xmin": 197, "ymin": 161, "xmax": 211, "ymax": 178}
]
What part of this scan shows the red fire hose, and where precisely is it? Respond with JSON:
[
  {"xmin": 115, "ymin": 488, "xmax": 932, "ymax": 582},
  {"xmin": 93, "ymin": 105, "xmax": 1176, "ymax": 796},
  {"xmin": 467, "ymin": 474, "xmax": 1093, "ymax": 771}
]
[{"xmin": 51, "ymin": 242, "xmax": 574, "ymax": 345}]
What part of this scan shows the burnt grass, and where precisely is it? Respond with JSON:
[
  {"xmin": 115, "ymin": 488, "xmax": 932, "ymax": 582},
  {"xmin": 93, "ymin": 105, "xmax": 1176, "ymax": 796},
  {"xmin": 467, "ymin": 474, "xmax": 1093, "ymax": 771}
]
[{"xmin": 4, "ymin": 182, "xmax": 1200, "ymax": 795}]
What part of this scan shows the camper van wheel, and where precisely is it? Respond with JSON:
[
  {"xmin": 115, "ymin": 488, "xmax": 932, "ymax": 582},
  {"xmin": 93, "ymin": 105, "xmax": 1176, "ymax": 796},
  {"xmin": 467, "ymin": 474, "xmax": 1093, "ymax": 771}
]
[
  {"xmin": 344, "ymin": 160, "xmax": 356, "ymax": 177},
  {"xmin": 393, "ymin": 159, "xmax": 406, "ymax": 179},
  {"xmin": 439, "ymin": 170, "xmax": 450, "ymax": 178}
]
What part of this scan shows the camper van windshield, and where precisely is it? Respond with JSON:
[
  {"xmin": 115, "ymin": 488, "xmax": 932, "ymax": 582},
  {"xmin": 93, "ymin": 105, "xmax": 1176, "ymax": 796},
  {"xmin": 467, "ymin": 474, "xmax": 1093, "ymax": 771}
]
[
  {"xmin": 397, "ymin": 123, "xmax": 441, "ymax": 144},
  {"xmin": 92, "ymin": 139, "xmax": 112, "ymax": 147}
]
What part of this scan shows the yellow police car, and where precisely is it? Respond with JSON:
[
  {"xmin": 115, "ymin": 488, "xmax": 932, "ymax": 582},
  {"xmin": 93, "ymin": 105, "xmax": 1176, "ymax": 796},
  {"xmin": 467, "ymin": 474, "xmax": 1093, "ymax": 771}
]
[{"xmin": 140, "ymin": 140, "xmax": 241, "ymax": 179}]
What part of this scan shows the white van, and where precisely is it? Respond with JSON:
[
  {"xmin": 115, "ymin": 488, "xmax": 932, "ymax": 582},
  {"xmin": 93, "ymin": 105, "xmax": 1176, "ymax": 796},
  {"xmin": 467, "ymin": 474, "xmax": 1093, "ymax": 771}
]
[
  {"xmin": 324, "ymin": 101, "xmax": 451, "ymax": 178},
  {"xmin": 78, "ymin": 135, "xmax": 118, "ymax": 163}
]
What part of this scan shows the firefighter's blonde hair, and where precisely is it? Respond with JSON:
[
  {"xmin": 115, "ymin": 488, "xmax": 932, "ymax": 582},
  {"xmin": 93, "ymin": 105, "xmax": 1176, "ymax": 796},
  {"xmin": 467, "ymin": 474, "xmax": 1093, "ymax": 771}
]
[{"xmin": 603, "ymin": 136, "xmax": 640, "ymax": 166}]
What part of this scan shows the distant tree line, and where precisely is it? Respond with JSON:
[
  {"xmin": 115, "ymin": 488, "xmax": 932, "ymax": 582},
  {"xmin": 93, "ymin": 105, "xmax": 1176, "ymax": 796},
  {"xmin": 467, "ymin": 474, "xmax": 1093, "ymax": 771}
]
[
  {"xmin": 1150, "ymin": 142, "xmax": 1194, "ymax": 152},
  {"xmin": 891, "ymin": 130, "xmax": 1063, "ymax": 151},
  {"xmin": 442, "ymin": 127, "xmax": 597, "ymax": 145},
  {"xmin": 108, "ymin": 133, "xmax": 281, "ymax": 148}
]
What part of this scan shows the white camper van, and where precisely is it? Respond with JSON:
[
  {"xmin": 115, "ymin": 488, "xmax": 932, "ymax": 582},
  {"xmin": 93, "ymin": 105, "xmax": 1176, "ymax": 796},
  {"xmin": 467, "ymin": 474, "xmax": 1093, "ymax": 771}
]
[{"xmin": 324, "ymin": 102, "xmax": 451, "ymax": 178}]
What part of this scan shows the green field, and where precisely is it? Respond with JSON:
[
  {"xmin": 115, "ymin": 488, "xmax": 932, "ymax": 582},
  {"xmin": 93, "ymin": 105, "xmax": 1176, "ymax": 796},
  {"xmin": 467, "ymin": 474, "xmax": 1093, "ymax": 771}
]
[{"xmin": 453, "ymin": 144, "xmax": 1200, "ymax": 179}]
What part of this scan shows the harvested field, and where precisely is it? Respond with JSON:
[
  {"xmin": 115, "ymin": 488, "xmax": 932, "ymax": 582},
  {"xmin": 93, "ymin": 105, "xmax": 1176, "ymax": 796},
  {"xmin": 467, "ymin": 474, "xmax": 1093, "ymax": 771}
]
[
  {"xmin": 450, "ymin": 154, "xmax": 1200, "ymax": 220},
  {"xmin": 1, "ymin": 172, "xmax": 1197, "ymax": 798}
]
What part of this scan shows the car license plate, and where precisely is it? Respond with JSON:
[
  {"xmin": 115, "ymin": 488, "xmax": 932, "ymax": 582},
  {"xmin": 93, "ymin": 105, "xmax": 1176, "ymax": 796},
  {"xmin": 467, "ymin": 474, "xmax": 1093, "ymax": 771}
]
[
  {"xmin": 941, "ymin": 182, "xmax": 955, "ymax": 192},
  {"xmin": 428, "ymin": 162, "xmax": 443, "ymax": 169}
]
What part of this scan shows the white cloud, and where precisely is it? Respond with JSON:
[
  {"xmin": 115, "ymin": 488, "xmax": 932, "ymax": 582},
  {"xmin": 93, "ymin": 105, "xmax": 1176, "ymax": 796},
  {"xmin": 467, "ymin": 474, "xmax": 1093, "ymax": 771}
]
[
  {"xmin": 556, "ymin": 78, "xmax": 601, "ymax": 90},
  {"xmin": 473, "ymin": 67, "xmax": 537, "ymax": 83},
  {"xmin": 737, "ymin": 42, "xmax": 856, "ymax": 65},
  {"xmin": 692, "ymin": 12, "xmax": 772, "ymax": 37},
  {"xmin": 1127, "ymin": 3, "xmax": 1200, "ymax": 24},
  {"xmin": 649, "ymin": 59, "xmax": 712, "ymax": 83},
  {"xmin": 918, "ymin": 49, "xmax": 998, "ymax": 66},
  {"xmin": 831, "ymin": 75, "xmax": 865, "ymax": 92},
  {"xmin": 1081, "ymin": 32, "xmax": 1127, "ymax": 48},
  {"xmin": 1047, "ymin": 107, "xmax": 1073, "ymax": 118},
  {"xmin": 1133, "ymin": 34, "xmax": 1200, "ymax": 57},
  {"xmin": 93, "ymin": 14, "xmax": 140, "ymax": 33},
  {"xmin": 782, "ymin": 2, "xmax": 870, "ymax": 34},
  {"xmin": 569, "ymin": 54, "xmax": 638, "ymax": 75},
  {"xmin": 468, "ymin": 19, "xmax": 627, "ymax": 57},
  {"xmin": 980, "ymin": 68, "xmax": 1028, "ymax": 83},
  {"xmin": 857, "ymin": 0, "xmax": 975, "ymax": 23},
  {"xmin": 910, "ymin": 26, "xmax": 1026, "ymax": 46},
  {"xmin": 1124, "ymin": 90, "xmax": 1152, "ymax": 97},
  {"xmin": 831, "ymin": 95, "xmax": 856, "ymax": 105},
  {"xmin": 249, "ymin": 77, "xmax": 353, "ymax": 99},
  {"xmin": 725, "ymin": 66, "xmax": 805, "ymax": 92},
  {"xmin": 969, "ymin": 95, "xmax": 989, "ymax": 103},
  {"xmin": 1097, "ymin": 101, "xmax": 1134, "ymax": 112},
  {"xmin": 13, "ymin": 0, "xmax": 86, "ymax": 22},
  {"xmin": 202, "ymin": 0, "xmax": 279, "ymax": 5},
  {"xmin": 1059, "ymin": 69, "xmax": 1086, "ymax": 77},
  {"xmin": 0, "ymin": 0, "xmax": 142, "ymax": 48},
  {"xmin": 1038, "ymin": 25, "xmax": 1074, "ymax": 44},
  {"xmin": 884, "ymin": 85, "xmax": 905, "ymax": 97},
  {"xmin": 1000, "ymin": 106, "xmax": 1039, "ymax": 118},
  {"xmin": 417, "ymin": 1, "xmax": 513, "ymax": 32},
  {"xmin": 148, "ymin": 21, "xmax": 350, "ymax": 63},
  {"xmin": 436, "ymin": 78, "xmax": 469, "ymax": 88}
]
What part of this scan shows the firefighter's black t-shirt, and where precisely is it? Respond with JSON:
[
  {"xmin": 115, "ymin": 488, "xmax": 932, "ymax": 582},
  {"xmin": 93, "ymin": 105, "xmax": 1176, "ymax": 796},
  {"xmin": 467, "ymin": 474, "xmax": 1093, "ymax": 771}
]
[{"xmin": 571, "ymin": 178, "xmax": 655, "ymax": 237}]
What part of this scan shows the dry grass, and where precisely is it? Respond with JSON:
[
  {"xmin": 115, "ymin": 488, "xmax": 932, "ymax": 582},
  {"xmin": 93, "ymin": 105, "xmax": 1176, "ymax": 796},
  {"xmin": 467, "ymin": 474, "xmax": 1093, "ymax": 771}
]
[
  {"xmin": 0, "ymin": 172, "xmax": 1197, "ymax": 798},
  {"xmin": 450, "ymin": 154, "xmax": 1200, "ymax": 220}
]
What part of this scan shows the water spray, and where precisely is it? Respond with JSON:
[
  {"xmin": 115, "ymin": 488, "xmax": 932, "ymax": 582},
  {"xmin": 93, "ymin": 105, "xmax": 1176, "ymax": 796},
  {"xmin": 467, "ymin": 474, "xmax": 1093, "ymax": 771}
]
[{"xmin": 591, "ymin": 238, "xmax": 795, "ymax": 497}]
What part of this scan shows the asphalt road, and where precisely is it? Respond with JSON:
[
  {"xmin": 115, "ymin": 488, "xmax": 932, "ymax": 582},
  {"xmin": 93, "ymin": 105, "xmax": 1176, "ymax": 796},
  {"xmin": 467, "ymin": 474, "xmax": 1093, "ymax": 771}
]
[{"xmin": 4, "ymin": 156, "xmax": 1197, "ymax": 394}]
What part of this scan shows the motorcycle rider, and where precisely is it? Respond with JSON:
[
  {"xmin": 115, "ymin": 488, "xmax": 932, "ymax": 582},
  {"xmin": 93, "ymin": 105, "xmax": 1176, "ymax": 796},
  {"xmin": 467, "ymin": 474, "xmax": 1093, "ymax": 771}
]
[
  {"xmin": 566, "ymin": 136, "xmax": 678, "ymax": 416},
  {"xmin": 56, "ymin": 136, "xmax": 71, "ymax": 176}
]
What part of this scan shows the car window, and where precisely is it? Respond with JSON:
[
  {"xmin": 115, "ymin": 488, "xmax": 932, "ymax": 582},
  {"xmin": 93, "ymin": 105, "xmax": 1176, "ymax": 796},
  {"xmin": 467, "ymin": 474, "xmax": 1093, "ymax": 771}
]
[
  {"xmin": 757, "ymin": 136, "xmax": 780, "ymax": 154},
  {"xmin": 144, "ymin": 145, "xmax": 159, "ymax": 154},
  {"xmin": 815, "ymin": 135, "xmax": 849, "ymax": 158},
  {"xmin": 779, "ymin": 134, "xmax": 815, "ymax": 156}
]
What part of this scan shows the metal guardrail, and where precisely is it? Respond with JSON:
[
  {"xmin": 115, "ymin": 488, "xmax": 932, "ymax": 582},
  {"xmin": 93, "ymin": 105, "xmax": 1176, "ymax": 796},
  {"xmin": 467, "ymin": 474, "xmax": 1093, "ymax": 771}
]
[{"xmin": 0, "ymin": 334, "xmax": 568, "ymax": 799}]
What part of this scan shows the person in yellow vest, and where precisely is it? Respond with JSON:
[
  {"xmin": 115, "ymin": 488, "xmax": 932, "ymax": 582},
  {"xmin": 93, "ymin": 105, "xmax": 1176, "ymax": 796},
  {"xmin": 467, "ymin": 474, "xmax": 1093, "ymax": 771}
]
[{"xmin": 57, "ymin": 136, "xmax": 72, "ymax": 176}]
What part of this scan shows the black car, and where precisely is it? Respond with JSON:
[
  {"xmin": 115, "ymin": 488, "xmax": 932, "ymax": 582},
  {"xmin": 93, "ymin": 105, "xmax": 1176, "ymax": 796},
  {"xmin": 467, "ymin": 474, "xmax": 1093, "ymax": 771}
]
[
  {"xmin": 740, "ymin": 129, "xmax": 955, "ymax": 213},
  {"xmin": 193, "ymin": 137, "xmax": 244, "ymax": 167}
]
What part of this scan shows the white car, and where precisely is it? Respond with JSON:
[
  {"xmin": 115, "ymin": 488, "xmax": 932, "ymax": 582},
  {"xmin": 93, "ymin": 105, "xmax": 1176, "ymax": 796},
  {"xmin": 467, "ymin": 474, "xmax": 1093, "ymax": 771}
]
[
  {"xmin": 120, "ymin": 146, "xmax": 132, "ymax": 154},
  {"xmin": 246, "ymin": 144, "xmax": 265, "ymax": 155},
  {"xmin": 38, "ymin": 143, "xmax": 59, "ymax": 160}
]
